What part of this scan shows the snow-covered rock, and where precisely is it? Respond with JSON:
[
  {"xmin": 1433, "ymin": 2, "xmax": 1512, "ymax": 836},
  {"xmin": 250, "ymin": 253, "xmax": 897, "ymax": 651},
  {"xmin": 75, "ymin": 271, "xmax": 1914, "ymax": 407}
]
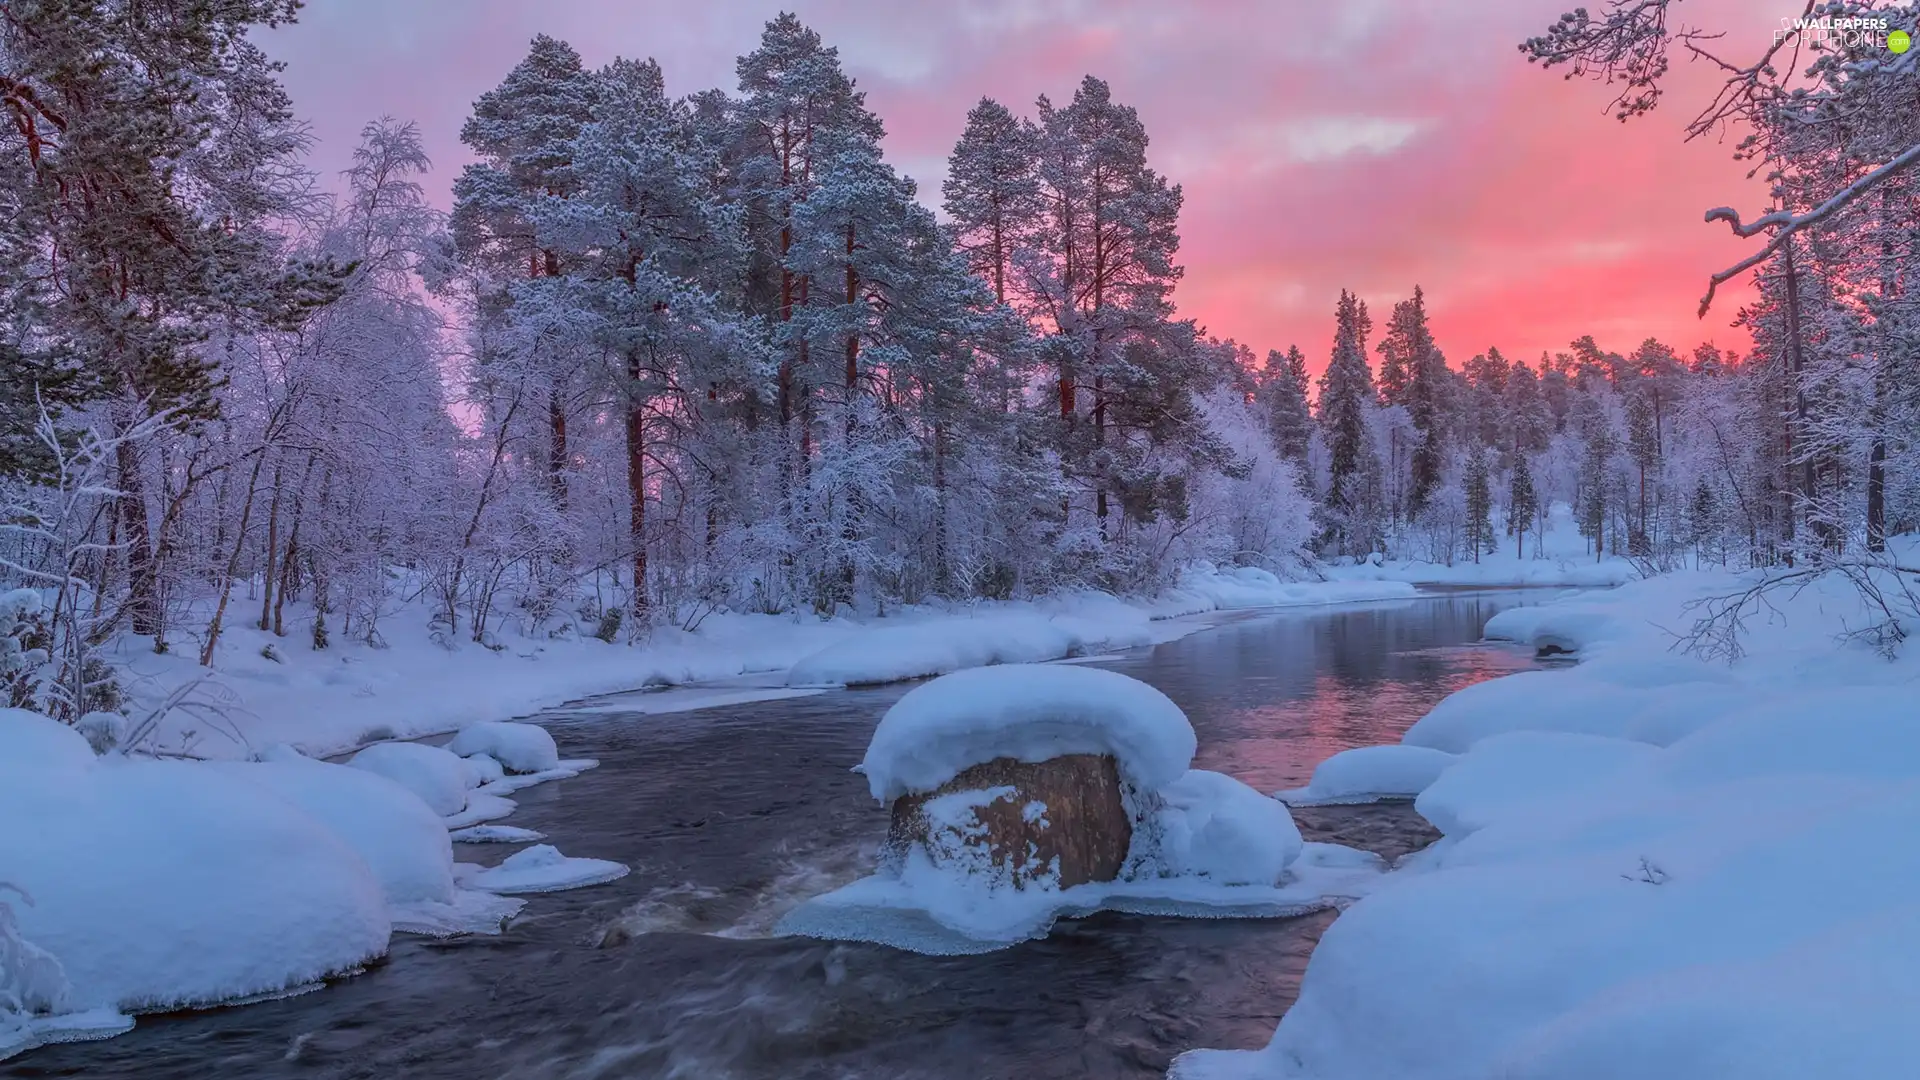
[
  {"xmin": 1277, "ymin": 744, "xmax": 1457, "ymax": 805},
  {"xmin": 1139, "ymin": 770, "xmax": 1302, "ymax": 885},
  {"xmin": 445, "ymin": 721, "xmax": 559, "ymax": 775},
  {"xmin": 346, "ymin": 741, "xmax": 476, "ymax": 817},
  {"xmin": 450, "ymin": 824, "xmax": 546, "ymax": 844},
  {"xmin": 456, "ymin": 845, "xmax": 629, "ymax": 894},
  {"xmin": 860, "ymin": 664, "xmax": 1196, "ymax": 802},
  {"xmin": 889, "ymin": 755, "xmax": 1132, "ymax": 889}
]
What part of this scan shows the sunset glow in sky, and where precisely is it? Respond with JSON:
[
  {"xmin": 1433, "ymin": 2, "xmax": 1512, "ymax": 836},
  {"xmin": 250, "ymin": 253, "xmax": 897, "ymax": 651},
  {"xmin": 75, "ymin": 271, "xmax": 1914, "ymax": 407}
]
[{"xmin": 264, "ymin": 0, "xmax": 1780, "ymax": 377}]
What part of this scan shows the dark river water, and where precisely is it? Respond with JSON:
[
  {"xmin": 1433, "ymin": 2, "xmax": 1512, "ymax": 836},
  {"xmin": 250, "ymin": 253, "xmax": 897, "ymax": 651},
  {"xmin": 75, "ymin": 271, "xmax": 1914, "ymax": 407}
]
[{"xmin": 9, "ymin": 588, "xmax": 1559, "ymax": 1080}]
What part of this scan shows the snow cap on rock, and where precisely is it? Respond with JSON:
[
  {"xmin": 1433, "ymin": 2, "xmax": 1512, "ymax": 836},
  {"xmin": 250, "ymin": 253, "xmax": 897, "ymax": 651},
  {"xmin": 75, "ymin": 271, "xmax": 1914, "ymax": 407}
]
[{"xmin": 861, "ymin": 664, "xmax": 1196, "ymax": 803}]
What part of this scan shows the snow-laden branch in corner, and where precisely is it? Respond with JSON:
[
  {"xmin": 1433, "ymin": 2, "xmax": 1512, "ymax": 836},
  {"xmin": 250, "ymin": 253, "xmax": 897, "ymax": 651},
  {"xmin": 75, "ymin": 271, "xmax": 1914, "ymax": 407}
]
[{"xmin": 1698, "ymin": 140, "xmax": 1920, "ymax": 317}]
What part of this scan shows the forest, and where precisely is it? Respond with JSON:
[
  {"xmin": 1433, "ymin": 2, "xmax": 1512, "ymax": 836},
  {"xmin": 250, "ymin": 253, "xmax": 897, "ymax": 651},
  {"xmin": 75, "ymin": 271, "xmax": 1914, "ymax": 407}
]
[{"xmin": 1, "ymin": 2, "xmax": 1914, "ymax": 717}]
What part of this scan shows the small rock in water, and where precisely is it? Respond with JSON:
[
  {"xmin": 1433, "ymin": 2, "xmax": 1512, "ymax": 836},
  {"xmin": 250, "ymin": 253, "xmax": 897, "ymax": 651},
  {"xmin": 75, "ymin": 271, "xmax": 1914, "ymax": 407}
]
[{"xmin": 886, "ymin": 754, "xmax": 1132, "ymax": 888}]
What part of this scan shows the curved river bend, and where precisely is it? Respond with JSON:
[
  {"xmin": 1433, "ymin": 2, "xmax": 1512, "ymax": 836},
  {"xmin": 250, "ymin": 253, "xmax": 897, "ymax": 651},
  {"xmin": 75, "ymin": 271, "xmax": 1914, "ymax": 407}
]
[{"xmin": 9, "ymin": 588, "xmax": 1560, "ymax": 1080}]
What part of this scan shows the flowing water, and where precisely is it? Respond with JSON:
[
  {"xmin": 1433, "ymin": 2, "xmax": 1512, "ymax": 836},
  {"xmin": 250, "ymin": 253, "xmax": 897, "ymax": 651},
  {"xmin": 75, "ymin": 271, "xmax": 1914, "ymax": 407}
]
[{"xmin": 9, "ymin": 588, "xmax": 1564, "ymax": 1080}]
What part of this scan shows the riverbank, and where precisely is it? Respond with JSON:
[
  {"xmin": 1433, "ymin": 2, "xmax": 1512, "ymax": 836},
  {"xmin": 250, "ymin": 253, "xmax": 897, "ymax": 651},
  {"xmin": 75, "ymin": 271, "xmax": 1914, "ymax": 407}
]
[
  {"xmin": 92, "ymin": 568, "xmax": 1419, "ymax": 762},
  {"xmin": 1174, "ymin": 552, "xmax": 1920, "ymax": 1079}
]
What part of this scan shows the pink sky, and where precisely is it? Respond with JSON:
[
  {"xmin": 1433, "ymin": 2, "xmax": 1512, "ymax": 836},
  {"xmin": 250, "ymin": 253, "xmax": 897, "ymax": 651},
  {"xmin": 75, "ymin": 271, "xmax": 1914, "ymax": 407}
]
[{"xmin": 262, "ymin": 0, "xmax": 1780, "ymax": 376}]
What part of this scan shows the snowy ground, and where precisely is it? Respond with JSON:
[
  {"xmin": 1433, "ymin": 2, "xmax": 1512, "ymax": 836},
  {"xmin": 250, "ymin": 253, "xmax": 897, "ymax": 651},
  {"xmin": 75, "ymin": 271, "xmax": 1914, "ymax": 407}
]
[
  {"xmin": 102, "ymin": 565, "xmax": 1416, "ymax": 762},
  {"xmin": 1322, "ymin": 502, "xmax": 1638, "ymax": 588},
  {"xmin": 1172, "ymin": 545, "xmax": 1920, "ymax": 1080}
]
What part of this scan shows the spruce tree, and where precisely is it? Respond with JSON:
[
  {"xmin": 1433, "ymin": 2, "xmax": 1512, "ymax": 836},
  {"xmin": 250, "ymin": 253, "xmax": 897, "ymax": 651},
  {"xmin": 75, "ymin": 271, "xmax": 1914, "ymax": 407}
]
[
  {"xmin": 1318, "ymin": 290, "xmax": 1377, "ymax": 555},
  {"xmin": 1262, "ymin": 345, "xmax": 1312, "ymax": 464},
  {"xmin": 1465, "ymin": 444, "xmax": 1493, "ymax": 561},
  {"xmin": 1379, "ymin": 287, "xmax": 1447, "ymax": 518},
  {"xmin": 1509, "ymin": 452, "xmax": 1538, "ymax": 559}
]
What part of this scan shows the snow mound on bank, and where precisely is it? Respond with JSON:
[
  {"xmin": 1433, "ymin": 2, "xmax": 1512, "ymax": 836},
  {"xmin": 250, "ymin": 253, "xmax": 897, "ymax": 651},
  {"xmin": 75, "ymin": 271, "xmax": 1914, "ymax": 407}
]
[
  {"xmin": 1399, "ymin": 670, "xmax": 1664, "ymax": 753},
  {"xmin": 1414, "ymin": 732, "xmax": 1657, "ymax": 839},
  {"xmin": 860, "ymin": 664, "xmax": 1197, "ymax": 801},
  {"xmin": 0, "ymin": 708, "xmax": 96, "ymax": 772},
  {"xmin": 446, "ymin": 721, "xmax": 559, "ymax": 774},
  {"xmin": 1171, "ymin": 564, "xmax": 1920, "ymax": 1080},
  {"xmin": 347, "ymin": 741, "xmax": 476, "ymax": 817},
  {"xmin": 1163, "ymin": 566, "xmax": 1419, "ymax": 613},
  {"xmin": 1278, "ymin": 745, "xmax": 1458, "ymax": 805},
  {"xmin": 215, "ymin": 756, "xmax": 456, "ymax": 908},
  {"xmin": 456, "ymin": 845, "xmax": 629, "ymax": 894},
  {"xmin": 1141, "ymin": 770, "xmax": 1303, "ymax": 884},
  {"xmin": 0, "ymin": 714, "xmax": 389, "ymax": 1015},
  {"xmin": 786, "ymin": 614, "xmax": 1080, "ymax": 688}
]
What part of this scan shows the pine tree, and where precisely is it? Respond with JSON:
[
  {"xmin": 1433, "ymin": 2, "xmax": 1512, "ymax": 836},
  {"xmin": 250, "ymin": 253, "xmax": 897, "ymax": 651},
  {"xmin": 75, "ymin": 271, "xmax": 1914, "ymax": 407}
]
[
  {"xmin": 451, "ymin": 34, "xmax": 600, "ymax": 510},
  {"xmin": 1509, "ymin": 452, "xmax": 1538, "ymax": 559},
  {"xmin": 1318, "ymin": 290, "xmax": 1377, "ymax": 555},
  {"xmin": 1380, "ymin": 287, "xmax": 1446, "ymax": 517},
  {"xmin": 942, "ymin": 98, "xmax": 1038, "ymax": 307},
  {"xmin": 1464, "ymin": 445, "xmax": 1493, "ymax": 561},
  {"xmin": 1026, "ymin": 75, "xmax": 1186, "ymax": 527}
]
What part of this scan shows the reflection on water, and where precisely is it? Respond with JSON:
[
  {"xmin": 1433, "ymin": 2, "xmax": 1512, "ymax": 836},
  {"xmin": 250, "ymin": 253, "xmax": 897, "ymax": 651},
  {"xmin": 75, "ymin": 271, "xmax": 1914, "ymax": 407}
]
[{"xmin": 8, "ymin": 589, "xmax": 1562, "ymax": 1080}]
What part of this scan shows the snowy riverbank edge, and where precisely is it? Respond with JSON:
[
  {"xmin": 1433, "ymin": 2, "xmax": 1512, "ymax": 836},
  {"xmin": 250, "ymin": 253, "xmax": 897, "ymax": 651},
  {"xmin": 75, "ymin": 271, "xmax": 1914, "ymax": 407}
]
[
  {"xmin": 1173, "ymin": 552, "xmax": 1920, "ymax": 1080},
  {"xmin": 103, "ymin": 568, "xmax": 1426, "ymax": 762}
]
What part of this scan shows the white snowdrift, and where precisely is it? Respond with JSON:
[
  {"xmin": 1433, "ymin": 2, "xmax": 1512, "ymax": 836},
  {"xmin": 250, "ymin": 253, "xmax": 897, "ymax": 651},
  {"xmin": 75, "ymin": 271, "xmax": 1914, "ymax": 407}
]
[
  {"xmin": 217, "ymin": 754, "xmax": 457, "ymax": 907},
  {"xmin": 860, "ymin": 664, "xmax": 1197, "ymax": 801},
  {"xmin": 347, "ymin": 741, "xmax": 476, "ymax": 817},
  {"xmin": 0, "ymin": 713, "xmax": 389, "ymax": 1017},
  {"xmin": 445, "ymin": 721, "xmax": 559, "ymax": 774},
  {"xmin": 1277, "ymin": 745, "xmax": 1457, "ymax": 806},
  {"xmin": 1412, "ymin": 732, "xmax": 1657, "ymax": 839},
  {"xmin": 1142, "ymin": 770, "xmax": 1303, "ymax": 885},
  {"xmin": 1172, "ymin": 559, "xmax": 1920, "ymax": 1080},
  {"xmin": 1157, "ymin": 565, "xmax": 1419, "ymax": 615},
  {"xmin": 787, "ymin": 614, "xmax": 1083, "ymax": 688},
  {"xmin": 456, "ymin": 845, "xmax": 629, "ymax": 894}
]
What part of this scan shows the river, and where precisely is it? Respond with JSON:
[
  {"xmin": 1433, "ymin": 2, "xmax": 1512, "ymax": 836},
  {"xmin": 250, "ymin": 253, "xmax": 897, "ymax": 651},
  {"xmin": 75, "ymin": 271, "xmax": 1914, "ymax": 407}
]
[{"xmin": 8, "ymin": 588, "xmax": 1564, "ymax": 1080}]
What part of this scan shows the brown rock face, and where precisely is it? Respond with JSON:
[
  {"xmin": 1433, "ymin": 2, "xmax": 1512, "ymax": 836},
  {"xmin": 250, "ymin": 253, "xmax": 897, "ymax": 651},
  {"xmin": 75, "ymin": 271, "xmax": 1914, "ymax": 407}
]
[{"xmin": 886, "ymin": 754, "xmax": 1133, "ymax": 889}]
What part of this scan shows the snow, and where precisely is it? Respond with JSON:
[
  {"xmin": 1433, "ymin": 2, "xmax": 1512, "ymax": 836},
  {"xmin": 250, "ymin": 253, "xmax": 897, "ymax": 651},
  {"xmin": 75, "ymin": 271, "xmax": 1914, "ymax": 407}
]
[
  {"xmin": 1321, "ymin": 503, "xmax": 1637, "ymax": 588},
  {"xmin": 442, "ymin": 791, "xmax": 517, "ymax": 829},
  {"xmin": 1277, "ymin": 745, "xmax": 1457, "ymax": 806},
  {"xmin": 0, "ymin": 719, "xmax": 390, "ymax": 1017},
  {"xmin": 455, "ymin": 845, "xmax": 630, "ymax": 894},
  {"xmin": 860, "ymin": 664, "xmax": 1197, "ymax": 802},
  {"xmin": 96, "ymin": 569, "xmax": 1433, "ymax": 764},
  {"xmin": 1398, "ymin": 670, "xmax": 1666, "ymax": 753},
  {"xmin": 779, "ymin": 838, "xmax": 1379, "ymax": 956},
  {"xmin": 1140, "ymin": 770, "xmax": 1303, "ymax": 885},
  {"xmin": 1412, "ymin": 732, "xmax": 1657, "ymax": 839},
  {"xmin": 212, "ymin": 755, "xmax": 457, "ymax": 908},
  {"xmin": 462, "ymin": 752, "xmax": 506, "ymax": 785},
  {"xmin": 0, "ymin": 708, "xmax": 96, "ymax": 772},
  {"xmin": 346, "ymin": 741, "xmax": 476, "ymax": 817},
  {"xmin": 1170, "ymin": 560, "xmax": 1920, "ymax": 1080},
  {"xmin": 787, "ymin": 614, "xmax": 1086, "ymax": 687},
  {"xmin": 450, "ymin": 824, "xmax": 547, "ymax": 844},
  {"xmin": 445, "ymin": 721, "xmax": 559, "ymax": 774}
]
